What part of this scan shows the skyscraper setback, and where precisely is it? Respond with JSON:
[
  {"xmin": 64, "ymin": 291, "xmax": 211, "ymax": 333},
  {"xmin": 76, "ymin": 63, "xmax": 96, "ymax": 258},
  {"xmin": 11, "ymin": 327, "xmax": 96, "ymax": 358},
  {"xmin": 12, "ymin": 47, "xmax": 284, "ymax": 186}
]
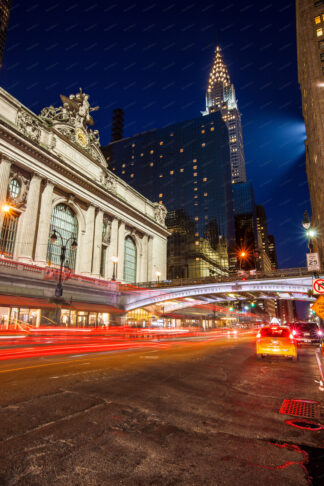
[{"xmin": 202, "ymin": 46, "xmax": 246, "ymax": 184}]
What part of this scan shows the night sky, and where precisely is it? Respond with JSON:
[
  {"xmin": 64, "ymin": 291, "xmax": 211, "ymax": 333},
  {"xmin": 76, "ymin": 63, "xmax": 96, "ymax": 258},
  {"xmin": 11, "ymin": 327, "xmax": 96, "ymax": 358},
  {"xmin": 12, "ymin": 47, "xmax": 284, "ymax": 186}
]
[{"xmin": 0, "ymin": 0, "xmax": 310, "ymax": 268}]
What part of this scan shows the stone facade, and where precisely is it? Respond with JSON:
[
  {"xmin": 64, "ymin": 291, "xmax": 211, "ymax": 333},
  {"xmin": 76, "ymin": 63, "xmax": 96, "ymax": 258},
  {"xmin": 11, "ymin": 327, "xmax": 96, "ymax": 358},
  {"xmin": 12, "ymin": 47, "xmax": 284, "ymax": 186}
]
[
  {"xmin": 296, "ymin": 0, "xmax": 324, "ymax": 264},
  {"xmin": 0, "ymin": 87, "xmax": 168, "ymax": 284}
]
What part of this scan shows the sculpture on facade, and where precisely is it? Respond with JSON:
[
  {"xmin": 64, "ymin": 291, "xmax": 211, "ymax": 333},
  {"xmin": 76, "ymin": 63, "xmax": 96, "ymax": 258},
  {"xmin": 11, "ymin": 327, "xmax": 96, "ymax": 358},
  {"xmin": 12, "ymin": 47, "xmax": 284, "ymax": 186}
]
[
  {"xmin": 40, "ymin": 89, "xmax": 104, "ymax": 165},
  {"xmin": 153, "ymin": 203, "xmax": 167, "ymax": 226}
]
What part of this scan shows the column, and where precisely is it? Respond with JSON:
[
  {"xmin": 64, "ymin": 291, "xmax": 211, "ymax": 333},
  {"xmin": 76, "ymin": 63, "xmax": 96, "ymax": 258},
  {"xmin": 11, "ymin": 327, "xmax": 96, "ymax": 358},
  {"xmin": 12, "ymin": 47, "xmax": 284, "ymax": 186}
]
[
  {"xmin": 147, "ymin": 236, "xmax": 153, "ymax": 281},
  {"xmin": 34, "ymin": 180, "xmax": 54, "ymax": 264},
  {"xmin": 0, "ymin": 157, "xmax": 12, "ymax": 228},
  {"xmin": 17, "ymin": 173, "xmax": 42, "ymax": 261},
  {"xmin": 141, "ymin": 234, "xmax": 148, "ymax": 282},
  {"xmin": 92, "ymin": 209, "xmax": 103, "ymax": 277},
  {"xmin": 106, "ymin": 217, "xmax": 118, "ymax": 279},
  {"xmin": 81, "ymin": 205, "xmax": 95, "ymax": 275},
  {"xmin": 117, "ymin": 221, "xmax": 125, "ymax": 281}
]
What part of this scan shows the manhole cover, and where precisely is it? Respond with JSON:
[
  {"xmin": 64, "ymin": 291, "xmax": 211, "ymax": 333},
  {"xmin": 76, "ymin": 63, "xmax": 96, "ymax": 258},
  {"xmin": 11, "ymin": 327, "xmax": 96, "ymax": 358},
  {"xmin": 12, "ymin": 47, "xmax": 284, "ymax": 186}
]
[
  {"xmin": 285, "ymin": 419, "xmax": 323, "ymax": 431},
  {"xmin": 279, "ymin": 399, "xmax": 320, "ymax": 419}
]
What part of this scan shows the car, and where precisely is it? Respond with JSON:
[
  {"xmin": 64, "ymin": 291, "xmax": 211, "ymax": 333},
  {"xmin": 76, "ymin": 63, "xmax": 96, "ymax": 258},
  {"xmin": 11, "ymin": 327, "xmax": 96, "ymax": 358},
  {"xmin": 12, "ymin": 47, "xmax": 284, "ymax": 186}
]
[
  {"xmin": 256, "ymin": 325, "xmax": 298, "ymax": 361},
  {"xmin": 289, "ymin": 322, "xmax": 323, "ymax": 345}
]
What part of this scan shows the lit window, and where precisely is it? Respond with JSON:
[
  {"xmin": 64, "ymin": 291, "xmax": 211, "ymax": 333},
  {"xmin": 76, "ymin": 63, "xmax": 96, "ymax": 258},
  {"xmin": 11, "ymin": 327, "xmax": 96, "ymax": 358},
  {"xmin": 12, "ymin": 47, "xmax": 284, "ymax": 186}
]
[
  {"xmin": 194, "ymin": 172, "xmax": 198, "ymax": 177},
  {"xmin": 122, "ymin": 170, "xmax": 125, "ymax": 174},
  {"xmin": 113, "ymin": 167, "xmax": 116, "ymax": 171},
  {"xmin": 201, "ymin": 129, "xmax": 205, "ymax": 134},
  {"xmin": 315, "ymin": 16, "xmax": 321, "ymax": 24},
  {"xmin": 193, "ymin": 158, "xmax": 197, "ymax": 162},
  {"xmin": 150, "ymin": 162, "xmax": 154, "ymax": 167},
  {"xmin": 130, "ymin": 174, "xmax": 134, "ymax": 178},
  {"xmin": 159, "ymin": 193, "xmax": 163, "ymax": 198},
  {"xmin": 210, "ymin": 127, "xmax": 215, "ymax": 131},
  {"xmin": 193, "ymin": 165, "xmax": 197, "ymax": 169},
  {"xmin": 195, "ymin": 233, "xmax": 199, "ymax": 237},
  {"xmin": 8, "ymin": 179, "xmax": 21, "ymax": 199},
  {"xmin": 317, "ymin": 28, "xmax": 323, "ymax": 37},
  {"xmin": 170, "ymin": 170, "xmax": 174, "ymax": 175},
  {"xmin": 194, "ymin": 217, "xmax": 199, "ymax": 221},
  {"xmin": 180, "ymin": 148, "xmax": 184, "ymax": 153},
  {"xmin": 159, "ymin": 200, "xmax": 163, "ymax": 204},
  {"xmin": 131, "ymin": 155, "xmax": 134, "ymax": 159},
  {"xmin": 170, "ymin": 132, "xmax": 174, "ymax": 136},
  {"xmin": 180, "ymin": 168, "xmax": 184, "ymax": 172},
  {"xmin": 160, "ymin": 141, "xmax": 163, "ymax": 145},
  {"xmin": 195, "ymin": 241, "xmax": 199, "ymax": 245},
  {"xmin": 323, "ymin": 14, "xmax": 324, "ymax": 21},
  {"xmin": 203, "ymin": 177, "xmax": 207, "ymax": 182},
  {"xmin": 140, "ymin": 153, "xmax": 144, "ymax": 157},
  {"xmin": 160, "ymin": 155, "xmax": 163, "ymax": 158},
  {"xmin": 150, "ymin": 150, "xmax": 154, "ymax": 154},
  {"xmin": 132, "ymin": 143, "xmax": 135, "ymax": 147},
  {"xmin": 159, "ymin": 174, "xmax": 163, "ymax": 178},
  {"xmin": 194, "ymin": 195, "xmax": 198, "ymax": 199},
  {"xmin": 195, "ymin": 257, "xmax": 200, "ymax": 261},
  {"xmin": 194, "ymin": 203, "xmax": 198, "ymax": 206},
  {"xmin": 194, "ymin": 187, "xmax": 198, "ymax": 191},
  {"xmin": 202, "ymin": 143, "xmax": 206, "ymax": 147},
  {"xmin": 204, "ymin": 193, "xmax": 208, "ymax": 197},
  {"xmin": 122, "ymin": 163, "xmax": 126, "ymax": 168}
]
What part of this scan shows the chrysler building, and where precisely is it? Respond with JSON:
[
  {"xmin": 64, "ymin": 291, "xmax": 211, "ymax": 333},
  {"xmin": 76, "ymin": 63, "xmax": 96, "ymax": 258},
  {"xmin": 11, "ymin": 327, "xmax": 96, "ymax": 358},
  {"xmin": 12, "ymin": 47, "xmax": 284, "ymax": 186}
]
[{"xmin": 202, "ymin": 46, "xmax": 246, "ymax": 184}]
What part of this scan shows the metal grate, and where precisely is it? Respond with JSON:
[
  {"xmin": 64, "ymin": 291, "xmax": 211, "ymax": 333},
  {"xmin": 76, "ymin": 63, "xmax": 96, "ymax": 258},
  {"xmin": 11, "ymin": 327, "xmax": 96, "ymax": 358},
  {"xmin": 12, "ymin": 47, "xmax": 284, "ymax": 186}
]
[{"xmin": 280, "ymin": 399, "xmax": 320, "ymax": 419}]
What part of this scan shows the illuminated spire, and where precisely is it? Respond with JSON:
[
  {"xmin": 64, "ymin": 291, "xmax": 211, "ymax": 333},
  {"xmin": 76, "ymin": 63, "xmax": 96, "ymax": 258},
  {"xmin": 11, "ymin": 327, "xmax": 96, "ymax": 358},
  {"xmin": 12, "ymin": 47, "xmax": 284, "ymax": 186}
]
[
  {"xmin": 207, "ymin": 45, "xmax": 231, "ymax": 92},
  {"xmin": 204, "ymin": 45, "xmax": 237, "ymax": 113}
]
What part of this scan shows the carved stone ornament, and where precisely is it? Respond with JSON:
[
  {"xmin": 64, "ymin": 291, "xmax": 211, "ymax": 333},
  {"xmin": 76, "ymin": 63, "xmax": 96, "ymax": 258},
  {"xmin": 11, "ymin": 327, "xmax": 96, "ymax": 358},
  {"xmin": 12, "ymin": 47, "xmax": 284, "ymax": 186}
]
[
  {"xmin": 102, "ymin": 216, "xmax": 112, "ymax": 244},
  {"xmin": 39, "ymin": 88, "xmax": 106, "ymax": 166},
  {"xmin": 7, "ymin": 171, "xmax": 30, "ymax": 210},
  {"xmin": 153, "ymin": 202, "xmax": 167, "ymax": 226},
  {"xmin": 16, "ymin": 109, "xmax": 41, "ymax": 143},
  {"xmin": 100, "ymin": 170, "xmax": 117, "ymax": 194}
]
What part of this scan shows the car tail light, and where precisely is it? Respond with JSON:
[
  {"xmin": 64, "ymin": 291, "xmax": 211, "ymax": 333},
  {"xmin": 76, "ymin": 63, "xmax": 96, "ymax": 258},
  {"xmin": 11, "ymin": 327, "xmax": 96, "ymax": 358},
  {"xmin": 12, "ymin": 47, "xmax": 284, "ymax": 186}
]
[
  {"xmin": 318, "ymin": 330, "xmax": 323, "ymax": 336},
  {"xmin": 289, "ymin": 333, "xmax": 294, "ymax": 340}
]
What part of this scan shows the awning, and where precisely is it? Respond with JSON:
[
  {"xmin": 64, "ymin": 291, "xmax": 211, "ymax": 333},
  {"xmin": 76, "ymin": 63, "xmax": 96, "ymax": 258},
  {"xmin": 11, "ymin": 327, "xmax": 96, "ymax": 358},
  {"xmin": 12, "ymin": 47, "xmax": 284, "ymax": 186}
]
[{"xmin": 0, "ymin": 295, "xmax": 122, "ymax": 313}]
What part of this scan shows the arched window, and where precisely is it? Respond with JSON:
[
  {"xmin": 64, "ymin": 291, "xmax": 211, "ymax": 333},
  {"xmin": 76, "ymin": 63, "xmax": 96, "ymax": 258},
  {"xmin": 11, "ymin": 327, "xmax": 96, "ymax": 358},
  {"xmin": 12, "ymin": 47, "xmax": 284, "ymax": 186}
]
[
  {"xmin": 47, "ymin": 204, "xmax": 78, "ymax": 270},
  {"xmin": 0, "ymin": 211, "xmax": 18, "ymax": 258},
  {"xmin": 123, "ymin": 236, "xmax": 137, "ymax": 283}
]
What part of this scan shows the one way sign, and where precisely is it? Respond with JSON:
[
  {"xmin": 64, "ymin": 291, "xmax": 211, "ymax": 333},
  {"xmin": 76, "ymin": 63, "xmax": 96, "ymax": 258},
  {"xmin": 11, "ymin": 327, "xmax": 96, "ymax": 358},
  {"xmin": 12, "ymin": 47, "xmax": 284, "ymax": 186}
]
[{"xmin": 313, "ymin": 279, "xmax": 324, "ymax": 295}]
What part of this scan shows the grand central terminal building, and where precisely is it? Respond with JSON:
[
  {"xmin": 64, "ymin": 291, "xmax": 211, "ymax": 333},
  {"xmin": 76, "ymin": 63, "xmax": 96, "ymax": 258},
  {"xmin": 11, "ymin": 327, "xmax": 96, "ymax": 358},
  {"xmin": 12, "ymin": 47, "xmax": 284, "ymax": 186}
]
[{"xmin": 0, "ymin": 87, "xmax": 169, "ymax": 327}]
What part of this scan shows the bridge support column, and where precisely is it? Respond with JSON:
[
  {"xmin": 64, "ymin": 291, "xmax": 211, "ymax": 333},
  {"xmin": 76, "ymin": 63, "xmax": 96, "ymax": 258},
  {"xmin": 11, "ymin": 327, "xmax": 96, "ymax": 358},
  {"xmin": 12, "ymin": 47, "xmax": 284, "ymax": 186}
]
[{"xmin": 110, "ymin": 312, "xmax": 127, "ymax": 327}]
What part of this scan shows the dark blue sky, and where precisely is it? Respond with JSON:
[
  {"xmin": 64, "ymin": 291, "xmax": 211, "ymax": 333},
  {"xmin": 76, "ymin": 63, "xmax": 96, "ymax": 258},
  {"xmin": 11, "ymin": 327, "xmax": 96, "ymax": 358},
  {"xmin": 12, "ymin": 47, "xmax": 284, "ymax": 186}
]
[{"xmin": 1, "ymin": 0, "xmax": 310, "ymax": 268}]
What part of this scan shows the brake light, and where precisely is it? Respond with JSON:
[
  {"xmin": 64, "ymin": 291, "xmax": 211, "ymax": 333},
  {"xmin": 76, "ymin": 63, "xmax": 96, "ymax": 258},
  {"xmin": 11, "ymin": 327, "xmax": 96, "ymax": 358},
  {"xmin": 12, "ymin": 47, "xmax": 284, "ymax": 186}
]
[
  {"xmin": 318, "ymin": 330, "xmax": 323, "ymax": 336},
  {"xmin": 289, "ymin": 333, "xmax": 294, "ymax": 340}
]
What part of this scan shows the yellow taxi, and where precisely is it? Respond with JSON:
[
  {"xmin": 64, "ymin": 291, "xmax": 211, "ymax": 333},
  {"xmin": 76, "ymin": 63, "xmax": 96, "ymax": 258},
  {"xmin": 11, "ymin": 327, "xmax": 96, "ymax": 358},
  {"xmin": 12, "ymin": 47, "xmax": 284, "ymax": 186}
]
[{"xmin": 256, "ymin": 325, "xmax": 298, "ymax": 361}]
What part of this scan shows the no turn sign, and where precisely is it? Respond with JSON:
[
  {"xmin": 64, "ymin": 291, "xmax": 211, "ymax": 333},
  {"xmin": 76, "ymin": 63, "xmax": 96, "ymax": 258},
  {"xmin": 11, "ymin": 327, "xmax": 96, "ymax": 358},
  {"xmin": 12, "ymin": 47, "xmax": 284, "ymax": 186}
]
[{"xmin": 313, "ymin": 279, "xmax": 324, "ymax": 295}]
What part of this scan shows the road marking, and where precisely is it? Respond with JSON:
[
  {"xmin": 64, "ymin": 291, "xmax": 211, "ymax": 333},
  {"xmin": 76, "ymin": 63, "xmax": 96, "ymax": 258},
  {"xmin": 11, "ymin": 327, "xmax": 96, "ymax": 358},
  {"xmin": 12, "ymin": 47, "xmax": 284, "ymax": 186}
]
[{"xmin": 0, "ymin": 358, "xmax": 94, "ymax": 374}]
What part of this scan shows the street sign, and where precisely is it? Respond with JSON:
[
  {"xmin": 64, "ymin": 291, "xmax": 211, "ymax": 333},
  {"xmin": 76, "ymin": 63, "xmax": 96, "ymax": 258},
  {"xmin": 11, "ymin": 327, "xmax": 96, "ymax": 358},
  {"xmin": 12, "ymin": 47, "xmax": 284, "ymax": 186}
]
[
  {"xmin": 313, "ymin": 279, "xmax": 324, "ymax": 295},
  {"xmin": 307, "ymin": 252, "xmax": 321, "ymax": 272},
  {"xmin": 312, "ymin": 295, "xmax": 324, "ymax": 319}
]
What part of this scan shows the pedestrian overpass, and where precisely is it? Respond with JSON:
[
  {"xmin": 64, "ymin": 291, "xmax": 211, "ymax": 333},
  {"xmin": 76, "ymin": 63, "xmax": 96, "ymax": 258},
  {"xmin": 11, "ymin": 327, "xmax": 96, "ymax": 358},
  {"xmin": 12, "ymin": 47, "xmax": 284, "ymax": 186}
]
[{"xmin": 122, "ymin": 268, "xmax": 319, "ymax": 312}]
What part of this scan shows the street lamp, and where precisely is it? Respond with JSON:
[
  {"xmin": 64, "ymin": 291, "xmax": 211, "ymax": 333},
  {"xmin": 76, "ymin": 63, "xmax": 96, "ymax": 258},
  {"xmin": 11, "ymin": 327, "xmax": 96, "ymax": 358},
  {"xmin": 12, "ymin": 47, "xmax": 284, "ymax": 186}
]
[
  {"xmin": 302, "ymin": 210, "xmax": 316, "ymax": 252},
  {"xmin": 50, "ymin": 229, "xmax": 77, "ymax": 298},
  {"xmin": 156, "ymin": 271, "xmax": 161, "ymax": 283},
  {"xmin": 111, "ymin": 256, "xmax": 118, "ymax": 281}
]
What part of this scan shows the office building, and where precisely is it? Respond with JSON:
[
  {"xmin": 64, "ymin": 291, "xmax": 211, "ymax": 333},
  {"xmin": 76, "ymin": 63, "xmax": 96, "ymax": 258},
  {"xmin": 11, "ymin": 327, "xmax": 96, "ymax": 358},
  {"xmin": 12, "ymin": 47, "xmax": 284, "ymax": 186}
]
[
  {"xmin": 0, "ymin": 0, "xmax": 11, "ymax": 68},
  {"xmin": 104, "ymin": 110, "xmax": 235, "ymax": 275},
  {"xmin": 296, "ymin": 0, "xmax": 324, "ymax": 265}
]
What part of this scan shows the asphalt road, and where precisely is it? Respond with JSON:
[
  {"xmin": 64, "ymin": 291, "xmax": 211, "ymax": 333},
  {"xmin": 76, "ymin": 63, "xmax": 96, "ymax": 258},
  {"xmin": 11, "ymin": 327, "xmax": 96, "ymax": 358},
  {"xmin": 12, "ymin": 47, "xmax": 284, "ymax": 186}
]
[{"xmin": 0, "ymin": 334, "xmax": 323, "ymax": 485}]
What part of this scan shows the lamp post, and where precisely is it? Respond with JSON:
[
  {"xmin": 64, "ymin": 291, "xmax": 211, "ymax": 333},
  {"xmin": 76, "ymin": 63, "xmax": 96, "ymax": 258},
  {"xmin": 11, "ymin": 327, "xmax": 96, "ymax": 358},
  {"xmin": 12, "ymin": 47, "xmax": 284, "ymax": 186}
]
[
  {"xmin": 111, "ymin": 256, "xmax": 118, "ymax": 281},
  {"xmin": 50, "ymin": 229, "xmax": 77, "ymax": 298},
  {"xmin": 302, "ymin": 210, "xmax": 315, "ymax": 252},
  {"xmin": 156, "ymin": 271, "xmax": 161, "ymax": 283}
]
